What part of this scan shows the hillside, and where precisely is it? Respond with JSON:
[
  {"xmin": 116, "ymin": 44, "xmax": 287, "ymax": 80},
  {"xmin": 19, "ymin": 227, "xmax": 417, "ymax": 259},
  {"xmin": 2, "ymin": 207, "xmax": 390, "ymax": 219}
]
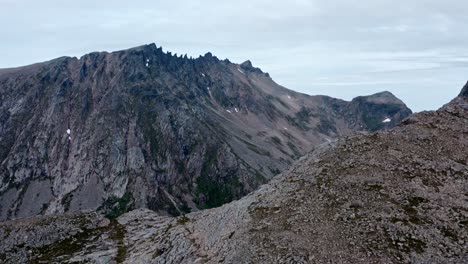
[{"xmin": 1, "ymin": 84, "xmax": 465, "ymax": 263}]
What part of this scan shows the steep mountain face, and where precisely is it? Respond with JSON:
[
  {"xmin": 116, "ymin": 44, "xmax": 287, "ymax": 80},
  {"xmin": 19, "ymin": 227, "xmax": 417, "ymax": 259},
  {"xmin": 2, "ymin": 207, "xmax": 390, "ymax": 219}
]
[
  {"xmin": 0, "ymin": 44, "xmax": 411, "ymax": 220},
  {"xmin": 0, "ymin": 84, "xmax": 463, "ymax": 264},
  {"xmin": 343, "ymin": 91, "xmax": 410, "ymax": 131}
]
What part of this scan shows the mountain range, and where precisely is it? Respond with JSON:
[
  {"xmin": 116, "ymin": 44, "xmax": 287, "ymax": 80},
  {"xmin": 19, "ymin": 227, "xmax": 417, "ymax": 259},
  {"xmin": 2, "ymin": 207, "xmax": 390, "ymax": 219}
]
[{"xmin": 0, "ymin": 44, "xmax": 411, "ymax": 220}]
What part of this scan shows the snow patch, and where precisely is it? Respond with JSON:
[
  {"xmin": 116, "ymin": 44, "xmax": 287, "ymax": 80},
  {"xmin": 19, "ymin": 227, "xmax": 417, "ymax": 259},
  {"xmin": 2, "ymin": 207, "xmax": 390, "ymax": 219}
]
[
  {"xmin": 68, "ymin": 136, "xmax": 72, "ymax": 141},
  {"xmin": 146, "ymin": 59, "xmax": 150, "ymax": 68},
  {"xmin": 287, "ymin": 95, "xmax": 292, "ymax": 99},
  {"xmin": 226, "ymin": 110, "xmax": 232, "ymax": 113},
  {"xmin": 283, "ymin": 127, "xmax": 288, "ymax": 130},
  {"xmin": 237, "ymin": 68, "xmax": 245, "ymax": 74},
  {"xmin": 234, "ymin": 108, "xmax": 239, "ymax": 113},
  {"xmin": 201, "ymin": 73, "xmax": 206, "ymax": 77},
  {"xmin": 207, "ymin": 87, "xmax": 210, "ymax": 91},
  {"xmin": 66, "ymin": 129, "xmax": 71, "ymax": 135},
  {"xmin": 382, "ymin": 118, "xmax": 391, "ymax": 123}
]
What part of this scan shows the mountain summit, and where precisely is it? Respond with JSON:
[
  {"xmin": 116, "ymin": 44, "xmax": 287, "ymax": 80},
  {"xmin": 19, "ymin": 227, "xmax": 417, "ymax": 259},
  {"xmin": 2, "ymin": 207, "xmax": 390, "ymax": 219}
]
[{"xmin": 0, "ymin": 44, "xmax": 411, "ymax": 220}]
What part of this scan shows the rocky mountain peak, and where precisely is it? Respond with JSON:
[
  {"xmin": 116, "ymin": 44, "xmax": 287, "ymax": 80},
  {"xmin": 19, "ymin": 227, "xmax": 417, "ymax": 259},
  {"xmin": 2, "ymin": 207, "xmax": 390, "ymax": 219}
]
[
  {"xmin": 240, "ymin": 60, "xmax": 253, "ymax": 68},
  {"xmin": 459, "ymin": 80, "xmax": 468, "ymax": 97},
  {"xmin": 200, "ymin": 52, "xmax": 221, "ymax": 62},
  {"xmin": 343, "ymin": 91, "xmax": 412, "ymax": 131},
  {"xmin": 240, "ymin": 60, "xmax": 263, "ymax": 74},
  {"xmin": 358, "ymin": 91, "xmax": 405, "ymax": 105}
]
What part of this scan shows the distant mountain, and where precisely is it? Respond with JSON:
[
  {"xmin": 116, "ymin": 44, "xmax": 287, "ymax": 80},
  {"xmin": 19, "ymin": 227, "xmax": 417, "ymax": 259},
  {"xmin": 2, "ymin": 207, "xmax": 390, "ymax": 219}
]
[{"xmin": 0, "ymin": 44, "xmax": 411, "ymax": 220}]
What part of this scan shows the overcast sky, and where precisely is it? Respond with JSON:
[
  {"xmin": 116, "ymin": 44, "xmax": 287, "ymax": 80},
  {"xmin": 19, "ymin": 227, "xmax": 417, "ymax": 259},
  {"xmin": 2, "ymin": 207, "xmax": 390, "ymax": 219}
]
[{"xmin": 1, "ymin": 0, "xmax": 467, "ymax": 111}]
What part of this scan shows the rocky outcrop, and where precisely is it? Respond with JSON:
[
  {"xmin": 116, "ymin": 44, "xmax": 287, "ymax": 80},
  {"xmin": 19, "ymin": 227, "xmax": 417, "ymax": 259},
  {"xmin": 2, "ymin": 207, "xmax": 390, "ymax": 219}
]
[
  {"xmin": 239, "ymin": 60, "xmax": 263, "ymax": 74},
  {"xmin": 460, "ymin": 81, "xmax": 468, "ymax": 97},
  {"xmin": 0, "ymin": 44, "xmax": 411, "ymax": 220}
]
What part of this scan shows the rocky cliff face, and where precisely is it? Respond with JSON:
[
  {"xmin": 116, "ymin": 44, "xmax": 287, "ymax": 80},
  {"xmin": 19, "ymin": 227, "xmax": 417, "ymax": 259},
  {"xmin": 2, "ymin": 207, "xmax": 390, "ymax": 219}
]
[
  {"xmin": 460, "ymin": 81, "xmax": 468, "ymax": 97},
  {"xmin": 0, "ymin": 44, "xmax": 411, "ymax": 220},
  {"xmin": 1, "ymin": 84, "xmax": 464, "ymax": 264}
]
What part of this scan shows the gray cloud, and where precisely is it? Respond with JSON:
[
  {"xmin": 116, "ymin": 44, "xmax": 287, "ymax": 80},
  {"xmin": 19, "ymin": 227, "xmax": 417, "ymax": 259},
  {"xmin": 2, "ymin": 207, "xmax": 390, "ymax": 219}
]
[{"xmin": 1, "ymin": 0, "xmax": 467, "ymax": 111}]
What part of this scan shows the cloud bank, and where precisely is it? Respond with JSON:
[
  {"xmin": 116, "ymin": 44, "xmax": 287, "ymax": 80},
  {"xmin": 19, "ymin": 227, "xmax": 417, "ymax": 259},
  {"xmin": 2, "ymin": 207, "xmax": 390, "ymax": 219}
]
[{"xmin": 1, "ymin": 0, "xmax": 467, "ymax": 111}]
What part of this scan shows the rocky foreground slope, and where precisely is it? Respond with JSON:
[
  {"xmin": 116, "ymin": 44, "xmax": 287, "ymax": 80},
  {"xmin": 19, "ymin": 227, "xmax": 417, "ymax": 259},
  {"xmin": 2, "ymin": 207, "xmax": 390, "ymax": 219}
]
[
  {"xmin": 1, "ymin": 85, "xmax": 466, "ymax": 263},
  {"xmin": 0, "ymin": 44, "xmax": 411, "ymax": 220}
]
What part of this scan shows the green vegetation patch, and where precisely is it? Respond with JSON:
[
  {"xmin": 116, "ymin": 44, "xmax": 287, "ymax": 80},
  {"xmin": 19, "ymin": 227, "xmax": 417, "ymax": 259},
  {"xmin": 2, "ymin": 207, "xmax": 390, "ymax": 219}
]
[
  {"xmin": 32, "ymin": 220, "xmax": 127, "ymax": 263},
  {"xmin": 99, "ymin": 193, "xmax": 132, "ymax": 219},
  {"xmin": 196, "ymin": 174, "xmax": 241, "ymax": 209}
]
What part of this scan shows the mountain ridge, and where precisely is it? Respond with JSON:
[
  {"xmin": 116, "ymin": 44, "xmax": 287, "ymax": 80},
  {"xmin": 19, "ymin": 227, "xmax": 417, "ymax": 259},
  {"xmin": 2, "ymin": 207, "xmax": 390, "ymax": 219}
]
[{"xmin": 0, "ymin": 43, "xmax": 412, "ymax": 221}]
